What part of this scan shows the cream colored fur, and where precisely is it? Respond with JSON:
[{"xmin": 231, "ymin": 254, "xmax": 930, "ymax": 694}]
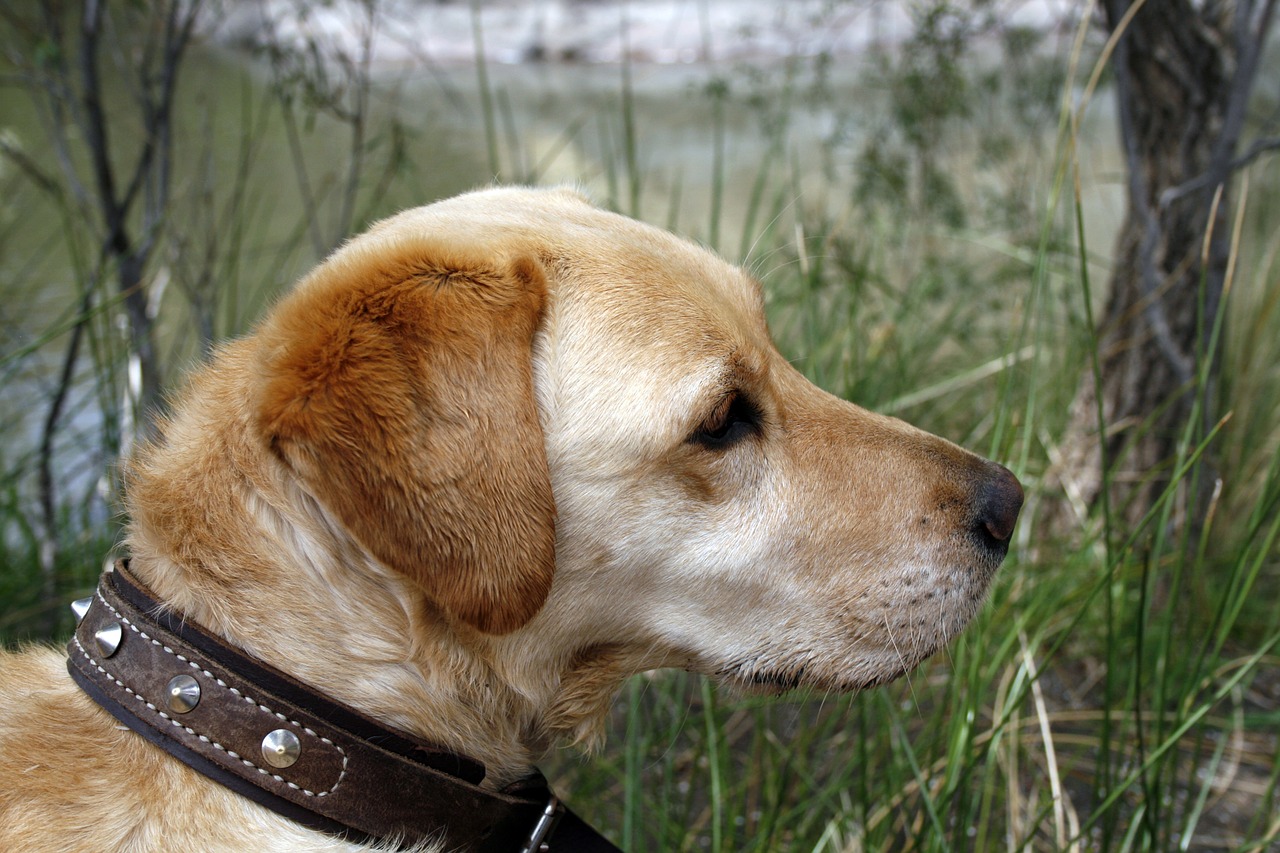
[{"xmin": 0, "ymin": 187, "xmax": 1019, "ymax": 851}]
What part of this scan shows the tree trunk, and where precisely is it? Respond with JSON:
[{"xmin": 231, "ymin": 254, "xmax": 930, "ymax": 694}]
[{"xmin": 1054, "ymin": 0, "xmax": 1272, "ymax": 536}]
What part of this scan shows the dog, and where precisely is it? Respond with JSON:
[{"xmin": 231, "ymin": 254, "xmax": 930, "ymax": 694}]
[{"xmin": 0, "ymin": 186, "xmax": 1022, "ymax": 851}]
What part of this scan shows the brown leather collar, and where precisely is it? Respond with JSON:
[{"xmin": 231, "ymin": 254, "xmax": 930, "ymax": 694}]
[{"xmin": 66, "ymin": 561, "xmax": 620, "ymax": 852}]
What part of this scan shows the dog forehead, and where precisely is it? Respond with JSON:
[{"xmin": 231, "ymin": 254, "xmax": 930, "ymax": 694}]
[
  {"xmin": 542, "ymin": 217, "xmax": 770, "ymax": 388},
  {"xmin": 393, "ymin": 186, "xmax": 766, "ymax": 320},
  {"xmin": 372, "ymin": 186, "xmax": 771, "ymax": 395},
  {"xmin": 400, "ymin": 189, "xmax": 778, "ymax": 459}
]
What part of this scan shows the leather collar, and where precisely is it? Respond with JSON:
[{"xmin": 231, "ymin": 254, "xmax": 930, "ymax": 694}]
[{"xmin": 66, "ymin": 561, "xmax": 621, "ymax": 852}]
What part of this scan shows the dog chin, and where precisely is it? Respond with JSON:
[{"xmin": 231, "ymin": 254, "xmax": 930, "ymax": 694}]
[{"xmin": 713, "ymin": 652, "xmax": 931, "ymax": 697}]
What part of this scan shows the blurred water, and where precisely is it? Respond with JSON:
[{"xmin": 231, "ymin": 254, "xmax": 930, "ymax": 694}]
[
  {"xmin": 0, "ymin": 4, "xmax": 1115, "ymax": 541},
  {"xmin": 0, "ymin": 37, "xmax": 868, "ymax": 536}
]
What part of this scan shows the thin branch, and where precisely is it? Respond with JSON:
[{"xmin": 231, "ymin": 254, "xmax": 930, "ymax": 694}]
[
  {"xmin": 1158, "ymin": 0, "xmax": 1279, "ymax": 209},
  {"xmin": 1234, "ymin": 134, "xmax": 1280, "ymax": 169},
  {"xmin": 0, "ymin": 136, "xmax": 61, "ymax": 197},
  {"xmin": 29, "ymin": 5, "xmax": 95, "ymax": 224},
  {"xmin": 1203, "ymin": 0, "xmax": 1275, "ymax": 190},
  {"xmin": 79, "ymin": 0, "xmax": 124, "ymax": 249},
  {"xmin": 37, "ymin": 279, "xmax": 96, "ymax": 637},
  {"xmin": 1196, "ymin": 0, "xmax": 1274, "ymax": 363},
  {"xmin": 280, "ymin": 100, "xmax": 328, "ymax": 257},
  {"xmin": 1160, "ymin": 135, "xmax": 1280, "ymax": 207},
  {"xmin": 119, "ymin": 0, "xmax": 201, "ymax": 249},
  {"xmin": 334, "ymin": 0, "xmax": 378, "ymax": 248}
]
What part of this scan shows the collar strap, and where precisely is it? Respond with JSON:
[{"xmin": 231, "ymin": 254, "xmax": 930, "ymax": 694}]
[{"xmin": 66, "ymin": 561, "xmax": 611, "ymax": 851}]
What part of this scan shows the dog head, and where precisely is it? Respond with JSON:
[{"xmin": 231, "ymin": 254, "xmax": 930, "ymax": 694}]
[{"xmin": 247, "ymin": 186, "xmax": 1021, "ymax": 705}]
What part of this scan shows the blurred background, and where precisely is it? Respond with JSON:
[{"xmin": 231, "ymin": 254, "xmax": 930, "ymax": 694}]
[{"xmin": 2, "ymin": 1, "xmax": 1278, "ymax": 849}]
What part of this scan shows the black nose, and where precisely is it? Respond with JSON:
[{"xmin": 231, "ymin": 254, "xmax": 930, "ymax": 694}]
[{"xmin": 975, "ymin": 463, "xmax": 1024, "ymax": 544}]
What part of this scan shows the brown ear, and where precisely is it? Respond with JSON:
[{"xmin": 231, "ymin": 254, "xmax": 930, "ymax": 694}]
[{"xmin": 253, "ymin": 234, "xmax": 555, "ymax": 634}]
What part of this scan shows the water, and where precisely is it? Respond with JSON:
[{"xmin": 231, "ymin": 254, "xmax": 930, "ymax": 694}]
[
  {"xmin": 0, "ymin": 8, "xmax": 1116, "ymax": 542},
  {"xmin": 0, "ymin": 31, "xmax": 868, "ymax": 532}
]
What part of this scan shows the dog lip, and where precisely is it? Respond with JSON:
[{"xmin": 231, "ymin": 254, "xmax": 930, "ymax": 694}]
[
  {"xmin": 970, "ymin": 529, "xmax": 1011, "ymax": 562},
  {"xmin": 717, "ymin": 659, "xmax": 920, "ymax": 695}
]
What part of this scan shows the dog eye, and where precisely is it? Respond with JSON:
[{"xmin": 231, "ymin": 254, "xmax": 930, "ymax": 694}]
[{"xmin": 692, "ymin": 392, "xmax": 760, "ymax": 450}]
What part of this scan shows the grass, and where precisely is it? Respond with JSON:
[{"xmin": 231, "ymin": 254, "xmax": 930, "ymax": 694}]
[
  {"xmin": 531, "ymin": 18, "xmax": 1280, "ymax": 851},
  {"xmin": 3, "ymin": 3, "xmax": 1279, "ymax": 850}
]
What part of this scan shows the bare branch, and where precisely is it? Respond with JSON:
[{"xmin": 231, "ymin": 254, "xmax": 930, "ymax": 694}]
[
  {"xmin": 0, "ymin": 135, "xmax": 61, "ymax": 198},
  {"xmin": 1204, "ymin": 0, "xmax": 1275, "ymax": 186},
  {"xmin": 1160, "ymin": 135, "xmax": 1280, "ymax": 206},
  {"xmin": 334, "ymin": 0, "xmax": 378, "ymax": 248},
  {"xmin": 119, "ymin": 0, "xmax": 202, "ymax": 250},
  {"xmin": 79, "ymin": 0, "xmax": 124, "ymax": 247},
  {"xmin": 1234, "ymin": 135, "xmax": 1280, "ymax": 168},
  {"xmin": 36, "ymin": 284, "xmax": 94, "ymax": 637}
]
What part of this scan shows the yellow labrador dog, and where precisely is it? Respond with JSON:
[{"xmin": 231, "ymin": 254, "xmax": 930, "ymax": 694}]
[{"xmin": 0, "ymin": 187, "xmax": 1021, "ymax": 851}]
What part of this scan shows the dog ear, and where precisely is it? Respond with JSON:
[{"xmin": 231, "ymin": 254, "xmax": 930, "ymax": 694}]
[{"xmin": 253, "ymin": 233, "xmax": 555, "ymax": 634}]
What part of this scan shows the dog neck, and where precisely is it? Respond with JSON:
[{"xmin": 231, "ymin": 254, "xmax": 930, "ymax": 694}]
[
  {"xmin": 122, "ymin": 537, "xmax": 552, "ymax": 788},
  {"xmin": 68, "ymin": 561, "xmax": 625, "ymax": 851},
  {"xmin": 121, "ymin": 538, "xmax": 658, "ymax": 786}
]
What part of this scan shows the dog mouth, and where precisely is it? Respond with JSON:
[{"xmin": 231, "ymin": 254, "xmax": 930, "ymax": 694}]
[
  {"xmin": 713, "ymin": 651, "xmax": 927, "ymax": 696},
  {"xmin": 711, "ymin": 584, "xmax": 993, "ymax": 695},
  {"xmin": 716, "ymin": 546, "xmax": 1008, "ymax": 696},
  {"xmin": 718, "ymin": 662, "xmax": 811, "ymax": 694}
]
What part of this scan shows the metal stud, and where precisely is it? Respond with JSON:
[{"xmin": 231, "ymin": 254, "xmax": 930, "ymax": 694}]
[
  {"xmin": 165, "ymin": 674, "xmax": 201, "ymax": 714},
  {"xmin": 261, "ymin": 729, "xmax": 301, "ymax": 769},
  {"xmin": 94, "ymin": 622, "xmax": 123, "ymax": 657},
  {"xmin": 70, "ymin": 596, "xmax": 93, "ymax": 625}
]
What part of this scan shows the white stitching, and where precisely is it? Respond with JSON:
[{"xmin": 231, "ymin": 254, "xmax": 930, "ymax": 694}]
[{"xmin": 76, "ymin": 593, "xmax": 348, "ymax": 797}]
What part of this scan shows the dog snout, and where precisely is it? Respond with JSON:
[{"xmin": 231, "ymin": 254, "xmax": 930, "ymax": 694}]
[{"xmin": 972, "ymin": 463, "xmax": 1023, "ymax": 547}]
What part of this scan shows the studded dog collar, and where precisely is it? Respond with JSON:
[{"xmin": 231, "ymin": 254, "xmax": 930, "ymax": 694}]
[{"xmin": 66, "ymin": 561, "xmax": 621, "ymax": 852}]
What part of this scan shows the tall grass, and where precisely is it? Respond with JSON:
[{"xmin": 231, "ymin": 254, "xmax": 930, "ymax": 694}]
[
  {"xmin": 2, "ymin": 3, "xmax": 1278, "ymax": 850},
  {"xmin": 534, "ymin": 16, "xmax": 1280, "ymax": 853}
]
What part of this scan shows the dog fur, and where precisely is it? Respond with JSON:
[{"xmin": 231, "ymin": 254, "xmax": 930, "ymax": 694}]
[{"xmin": 0, "ymin": 187, "xmax": 1021, "ymax": 851}]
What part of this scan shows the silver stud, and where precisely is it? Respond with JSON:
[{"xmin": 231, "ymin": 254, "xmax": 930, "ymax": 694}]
[
  {"xmin": 94, "ymin": 622, "xmax": 123, "ymax": 657},
  {"xmin": 166, "ymin": 674, "xmax": 201, "ymax": 714},
  {"xmin": 261, "ymin": 729, "xmax": 301, "ymax": 768},
  {"xmin": 70, "ymin": 596, "xmax": 93, "ymax": 625}
]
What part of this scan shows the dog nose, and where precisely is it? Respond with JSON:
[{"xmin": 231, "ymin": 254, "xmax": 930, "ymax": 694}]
[{"xmin": 975, "ymin": 463, "xmax": 1023, "ymax": 543}]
